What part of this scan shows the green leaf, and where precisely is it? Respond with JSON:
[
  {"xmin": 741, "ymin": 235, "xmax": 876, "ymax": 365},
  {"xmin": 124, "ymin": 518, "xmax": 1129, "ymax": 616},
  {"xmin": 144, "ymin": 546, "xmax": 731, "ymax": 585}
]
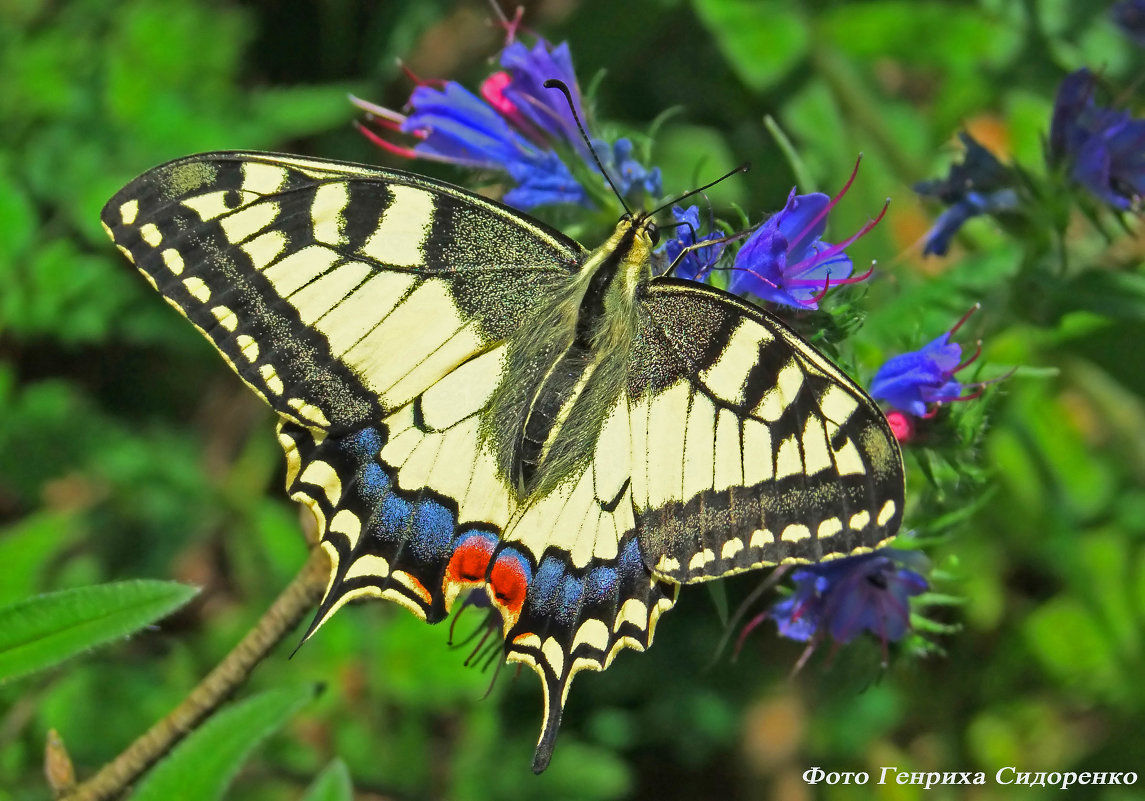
[
  {"xmin": 0, "ymin": 510, "xmax": 84, "ymax": 606},
  {"xmin": 0, "ymin": 166, "xmax": 36, "ymax": 269},
  {"xmin": 130, "ymin": 685, "xmax": 317, "ymax": 801},
  {"xmin": 1049, "ymin": 270, "xmax": 1145, "ymax": 323},
  {"xmin": 0, "ymin": 580, "xmax": 197, "ymax": 683},
  {"xmin": 691, "ymin": 0, "xmax": 808, "ymax": 92},
  {"xmin": 300, "ymin": 758, "xmax": 353, "ymax": 801},
  {"xmin": 1024, "ymin": 596, "xmax": 1119, "ymax": 697}
]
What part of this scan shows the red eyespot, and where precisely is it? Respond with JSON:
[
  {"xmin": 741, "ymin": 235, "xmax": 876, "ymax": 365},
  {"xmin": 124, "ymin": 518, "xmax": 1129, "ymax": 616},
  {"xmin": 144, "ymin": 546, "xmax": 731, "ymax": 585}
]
[
  {"xmin": 488, "ymin": 551, "xmax": 530, "ymax": 624},
  {"xmin": 445, "ymin": 535, "xmax": 495, "ymax": 585}
]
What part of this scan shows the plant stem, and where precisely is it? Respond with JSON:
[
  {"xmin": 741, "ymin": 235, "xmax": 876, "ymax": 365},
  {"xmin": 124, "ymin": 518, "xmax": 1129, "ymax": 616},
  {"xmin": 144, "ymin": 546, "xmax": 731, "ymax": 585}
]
[{"xmin": 56, "ymin": 546, "xmax": 330, "ymax": 801}]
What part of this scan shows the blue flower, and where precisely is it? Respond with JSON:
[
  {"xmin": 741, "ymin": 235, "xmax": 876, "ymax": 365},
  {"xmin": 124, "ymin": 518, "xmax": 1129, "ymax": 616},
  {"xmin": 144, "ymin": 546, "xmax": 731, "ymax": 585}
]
[
  {"xmin": 1048, "ymin": 69, "xmax": 1145, "ymax": 210},
  {"xmin": 729, "ymin": 164, "xmax": 883, "ymax": 310},
  {"xmin": 659, "ymin": 205, "xmax": 725, "ymax": 280},
  {"xmin": 594, "ymin": 138, "xmax": 662, "ymax": 199},
  {"xmin": 353, "ymin": 83, "xmax": 587, "ymax": 210},
  {"xmin": 914, "ymin": 133, "xmax": 1020, "ymax": 256},
  {"xmin": 869, "ymin": 306, "xmax": 981, "ymax": 418},
  {"xmin": 769, "ymin": 550, "xmax": 928, "ymax": 647},
  {"xmin": 490, "ymin": 40, "xmax": 585, "ymax": 148},
  {"xmin": 1112, "ymin": 0, "xmax": 1145, "ymax": 46},
  {"xmin": 354, "ymin": 38, "xmax": 661, "ymax": 211}
]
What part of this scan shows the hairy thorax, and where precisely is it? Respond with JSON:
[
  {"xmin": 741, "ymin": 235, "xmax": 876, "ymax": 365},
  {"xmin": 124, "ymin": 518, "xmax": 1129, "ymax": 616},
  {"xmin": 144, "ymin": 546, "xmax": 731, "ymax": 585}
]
[{"xmin": 484, "ymin": 218, "xmax": 656, "ymax": 500}]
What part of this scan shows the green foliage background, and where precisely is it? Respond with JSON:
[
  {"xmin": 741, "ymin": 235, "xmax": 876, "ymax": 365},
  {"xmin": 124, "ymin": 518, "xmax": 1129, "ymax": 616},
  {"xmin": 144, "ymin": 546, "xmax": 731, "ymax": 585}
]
[{"xmin": 2, "ymin": 0, "xmax": 1144, "ymax": 799}]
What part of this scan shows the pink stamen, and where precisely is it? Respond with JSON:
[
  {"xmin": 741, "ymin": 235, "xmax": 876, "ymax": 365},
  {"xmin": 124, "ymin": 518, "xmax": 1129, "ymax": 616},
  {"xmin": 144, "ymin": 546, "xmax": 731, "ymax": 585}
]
[
  {"xmin": 733, "ymin": 610, "xmax": 768, "ymax": 659},
  {"xmin": 944, "ymin": 387, "xmax": 986, "ymax": 403},
  {"xmin": 953, "ymin": 340, "xmax": 983, "ymax": 374},
  {"xmin": 353, "ymin": 121, "xmax": 419, "ymax": 159},
  {"xmin": 789, "ymin": 154, "xmax": 864, "ymax": 249},
  {"xmin": 398, "ymin": 60, "xmax": 447, "ymax": 89},
  {"xmin": 791, "ymin": 635, "xmax": 826, "ymax": 676},
  {"xmin": 809, "ymin": 273, "xmax": 832, "ymax": 304},
  {"xmin": 949, "ymin": 302, "xmax": 981, "ymax": 336},
  {"xmin": 488, "ymin": 3, "xmax": 531, "ymax": 47},
  {"xmin": 792, "ymin": 198, "xmax": 889, "ymax": 278},
  {"xmin": 726, "ymin": 265, "xmax": 782, "ymax": 292}
]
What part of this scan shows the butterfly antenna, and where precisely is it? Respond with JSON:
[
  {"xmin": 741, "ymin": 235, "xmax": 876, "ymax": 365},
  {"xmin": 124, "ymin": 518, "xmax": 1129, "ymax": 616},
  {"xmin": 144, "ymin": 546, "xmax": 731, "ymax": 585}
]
[
  {"xmin": 542, "ymin": 78, "xmax": 631, "ymax": 214},
  {"xmin": 649, "ymin": 162, "xmax": 751, "ymax": 217}
]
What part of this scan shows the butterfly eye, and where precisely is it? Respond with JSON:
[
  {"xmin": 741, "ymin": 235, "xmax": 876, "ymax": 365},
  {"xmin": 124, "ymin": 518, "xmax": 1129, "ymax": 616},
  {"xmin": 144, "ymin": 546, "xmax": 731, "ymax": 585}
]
[{"xmin": 645, "ymin": 222, "xmax": 660, "ymax": 245}]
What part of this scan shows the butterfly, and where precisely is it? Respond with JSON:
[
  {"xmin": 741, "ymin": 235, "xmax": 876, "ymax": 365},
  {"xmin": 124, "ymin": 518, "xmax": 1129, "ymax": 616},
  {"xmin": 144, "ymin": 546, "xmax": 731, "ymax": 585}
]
[{"xmin": 102, "ymin": 151, "xmax": 904, "ymax": 772}]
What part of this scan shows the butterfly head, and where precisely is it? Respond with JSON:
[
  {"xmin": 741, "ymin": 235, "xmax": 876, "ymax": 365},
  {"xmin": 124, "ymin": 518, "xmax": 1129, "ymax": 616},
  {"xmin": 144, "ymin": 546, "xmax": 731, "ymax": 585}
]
[{"xmin": 619, "ymin": 210, "xmax": 661, "ymax": 247}]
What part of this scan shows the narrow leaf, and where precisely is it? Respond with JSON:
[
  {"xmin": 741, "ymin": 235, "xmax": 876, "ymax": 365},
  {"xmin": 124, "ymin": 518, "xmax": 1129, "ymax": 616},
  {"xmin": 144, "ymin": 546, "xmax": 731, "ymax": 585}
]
[
  {"xmin": 301, "ymin": 758, "xmax": 353, "ymax": 801},
  {"xmin": 0, "ymin": 580, "xmax": 198, "ymax": 683},
  {"xmin": 131, "ymin": 685, "xmax": 317, "ymax": 801}
]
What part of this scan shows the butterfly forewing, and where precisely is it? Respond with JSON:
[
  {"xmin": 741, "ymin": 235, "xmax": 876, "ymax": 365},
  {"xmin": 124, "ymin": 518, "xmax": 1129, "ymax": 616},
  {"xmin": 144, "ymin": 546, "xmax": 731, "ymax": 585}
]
[{"xmin": 101, "ymin": 152, "xmax": 581, "ymax": 431}]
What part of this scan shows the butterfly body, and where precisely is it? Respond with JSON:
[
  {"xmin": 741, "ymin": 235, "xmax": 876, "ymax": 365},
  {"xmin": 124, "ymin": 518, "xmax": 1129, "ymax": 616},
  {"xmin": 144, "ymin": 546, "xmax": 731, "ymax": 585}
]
[{"xmin": 102, "ymin": 152, "xmax": 903, "ymax": 772}]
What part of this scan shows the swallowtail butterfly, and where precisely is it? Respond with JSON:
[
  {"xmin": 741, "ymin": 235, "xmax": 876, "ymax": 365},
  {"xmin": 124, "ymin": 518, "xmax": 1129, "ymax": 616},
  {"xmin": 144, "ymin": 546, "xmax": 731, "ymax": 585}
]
[{"xmin": 102, "ymin": 152, "xmax": 904, "ymax": 771}]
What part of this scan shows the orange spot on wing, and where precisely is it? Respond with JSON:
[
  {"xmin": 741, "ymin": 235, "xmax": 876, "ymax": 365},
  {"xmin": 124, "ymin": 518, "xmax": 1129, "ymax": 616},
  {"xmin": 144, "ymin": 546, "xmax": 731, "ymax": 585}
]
[{"xmin": 488, "ymin": 550, "xmax": 530, "ymax": 630}]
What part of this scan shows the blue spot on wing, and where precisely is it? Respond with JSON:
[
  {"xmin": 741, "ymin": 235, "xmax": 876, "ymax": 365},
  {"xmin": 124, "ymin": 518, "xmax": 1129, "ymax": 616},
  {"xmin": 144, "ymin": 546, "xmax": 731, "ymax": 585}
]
[
  {"xmin": 358, "ymin": 463, "xmax": 390, "ymax": 504},
  {"xmin": 410, "ymin": 498, "xmax": 455, "ymax": 561},
  {"xmin": 529, "ymin": 554, "xmax": 564, "ymax": 616},
  {"xmin": 584, "ymin": 565, "xmax": 618, "ymax": 606},
  {"xmin": 556, "ymin": 575, "xmax": 584, "ymax": 626},
  {"xmin": 343, "ymin": 427, "xmax": 383, "ymax": 459},
  {"xmin": 377, "ymin": 492, "xmax": 415, "ymax": 540},
  {"xmin": 617, "ymin": 537, "xmax": 644, "ymax": 583}
]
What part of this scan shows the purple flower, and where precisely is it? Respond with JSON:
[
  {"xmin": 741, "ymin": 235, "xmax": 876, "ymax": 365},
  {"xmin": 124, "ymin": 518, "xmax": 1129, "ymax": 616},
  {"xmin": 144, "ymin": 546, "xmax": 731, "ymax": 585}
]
[
  {"xmin": 660, "ymin": 204, "xmax": 725, "ymax": 280},
  {"xmin": 353, "ymin": 84, "xmax": 587, "ymax": 210},
  {"xmin": 729, "ymin": 162, "xmax": 884, "ymax": 310},
  {"xmin": 869, "ymin": 306, "xmax": 981, "ymax": 418},
  {"xmin": 1048, "ymin": 69, "xmax": 1145, "ymax": 210},
  {"xmin": 1112, "ymin": 0, "xmax": 1145, "ymax": 46},
  {"xmin": 354, "ymin": 38, "xmax": 661, "ymax": 211},
  {"xmin": 594, "ymin": 138, "xmax": 662, "ymax": 199},
  {"xmin": 769, "ymin": 550, "xmax": 929, "ymax": 646},
  {"xmin": 490, "ymin": 40, "xmax": 585, "ymax": 148},
  {"xmin": 914, "ymin": 132, "xmax": 1020, "ymax": 256}
]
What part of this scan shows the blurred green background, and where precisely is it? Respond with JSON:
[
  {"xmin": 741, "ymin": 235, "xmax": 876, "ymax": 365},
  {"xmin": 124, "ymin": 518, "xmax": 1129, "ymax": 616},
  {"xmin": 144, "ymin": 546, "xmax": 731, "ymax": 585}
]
[{"xmin": 2, "ymin": 0, "xmax": 1145, "ymax": 799}]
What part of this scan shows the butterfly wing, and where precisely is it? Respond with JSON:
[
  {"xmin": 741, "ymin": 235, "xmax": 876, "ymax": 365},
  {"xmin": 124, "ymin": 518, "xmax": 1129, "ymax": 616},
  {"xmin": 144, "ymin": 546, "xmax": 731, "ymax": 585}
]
[
  {"xmin": 629, "ymin": 278, "xmax": 904, "ymax": 583},
  {"xmin": 101, "ymin": 151, "xmax": 585, "ymax": 626},
  {"xmin": 490, "ymin": 407, "xmax": 678, "ymax": 772},
  {"xmin": 101, "ymin": 151, "xmax": 581, "ymax": 430}
]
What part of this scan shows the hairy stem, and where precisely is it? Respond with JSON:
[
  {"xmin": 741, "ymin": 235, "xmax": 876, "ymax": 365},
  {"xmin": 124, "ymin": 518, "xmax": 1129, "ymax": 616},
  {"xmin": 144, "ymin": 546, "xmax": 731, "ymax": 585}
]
[{"xmin": 57, "ymin": 546, "xmax": 330, "ymax": 801}]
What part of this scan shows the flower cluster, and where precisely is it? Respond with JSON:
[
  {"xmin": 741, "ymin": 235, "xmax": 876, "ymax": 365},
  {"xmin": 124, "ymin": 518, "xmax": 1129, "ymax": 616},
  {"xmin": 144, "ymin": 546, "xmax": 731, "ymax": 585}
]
[
  {"xmin": 661, "ymin": 204, "xmax": 726, "ymax": 281},
  {"xmin": 1048, "ymin": 68, "xmax": 1145, "ymax": 211},
  {"xmin": 666, "ymin": 161, "xmax": 885, "ymax": 310},
  {"xmin": 868, "ymin": 305, "xmax": 993, "ymax": 441},
  {"xmin": 914, "ymin": 132, "xmax": 1020, "ymax": 256},
  {"xmin": 917, "ymin": 68, "xmax": 1145, "ymax": 251},
  {"xmin": 353, "ymin": 39, "xmax": 659, "ymax": 210}
]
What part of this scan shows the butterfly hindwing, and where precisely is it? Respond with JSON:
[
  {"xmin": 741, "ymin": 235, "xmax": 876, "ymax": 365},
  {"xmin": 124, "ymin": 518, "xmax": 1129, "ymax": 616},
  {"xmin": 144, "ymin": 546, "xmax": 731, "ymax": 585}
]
[
  {"xmin": 629, "ymin": 279, "xmax": 904, "ymax": 583},
  {"xmin": 490, "ymin": 417, "xmax": 678, "ymax": 771}
]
